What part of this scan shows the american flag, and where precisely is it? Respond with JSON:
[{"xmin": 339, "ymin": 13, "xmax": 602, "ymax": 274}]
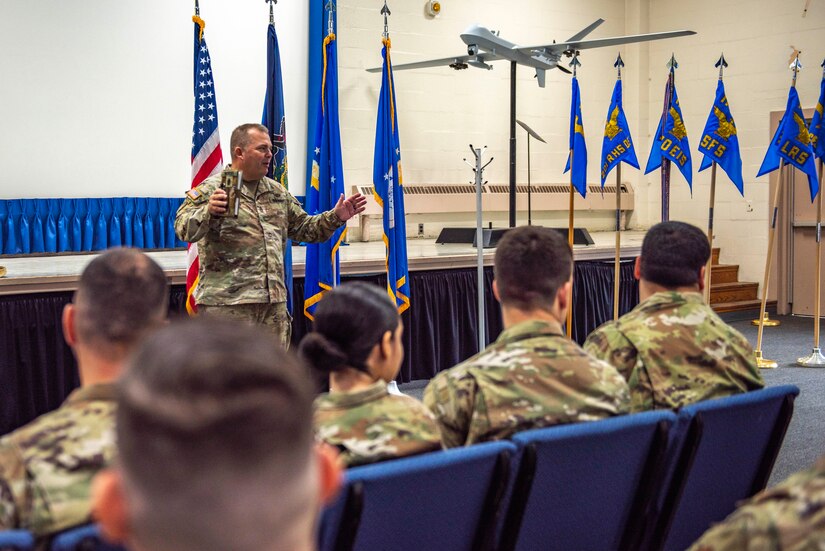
[{"xmin": 187, "ymin": 15, "xmax": 223, "ymax": 315}]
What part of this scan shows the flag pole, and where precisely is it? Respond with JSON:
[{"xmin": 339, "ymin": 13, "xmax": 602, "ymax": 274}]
[
  {"xmin": 705, "ymin": 54, "xmax": 727, "ymax": 305},
  {"xmin": 755, "ymin": 52, "xmax": 802, "ymax": 369},
  {"xmin": 566, "ymin": 53, "xmax": 581, "ymax": 339},
  {"xmin": 798, "ymin": 157, "xmax": 825, "ymax": 366},
  {"xmin": 612, "ymin": 54, "xmax": 625, "ymax": 321},
  {"xmin": 661, "ymin": 55, "xmax": 677, "ymax": 221}
]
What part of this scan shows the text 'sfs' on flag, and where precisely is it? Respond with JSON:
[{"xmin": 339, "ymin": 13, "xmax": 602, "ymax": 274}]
[
  {"xmin": 304, "ymin": 22, "xmax": 346, "ymax": 320},
  {"xmin": 600, "ymin": 79, "xmax": 639, "ymax": 187},
  {"xmin": 757, "ymin": 86, "xmax": 819, "ymax": 201},
  {"xmin": 373, "ymin": 37, "xmax": 410, "ymax": 314},
  {"xmin": 698, "ymin": 79, "xmax": 744, "ymax": 195},
  {"xmin": 564, "ymin": 76, "xmax": 588, "ymax": 197},
  {"xmin": 262, "ymin": 20, "xmax": 294, "ymax": 314},
  {"xmin": 645, "ymin": 75, "xmax": 693, "ymax": 190},
  {"xmin": 188, "ymin": 15, "xmax": 223, "ymax": 315}
]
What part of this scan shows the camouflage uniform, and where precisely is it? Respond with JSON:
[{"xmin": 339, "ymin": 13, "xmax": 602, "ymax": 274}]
[
  {"xmin": 687, "ymin": 454, "xmax": 825, "ymax": 551},
  {"xmin": 175, "ymin": 170, "xmax": 344, "ymax": 345},
  {"xmin": 314, "ymin": 381, "xmax": 442, "ymax": 468},
  {"xmin": 583, "ymin": 291, "xmax": 764, "ymax": 412},
  {"xmin": 423, "ymin": 319, "xmax": 631, "ymax": 449},
  {"xmin": 0, "ymin": 384, "xmax": 116, "ymax": 537}
]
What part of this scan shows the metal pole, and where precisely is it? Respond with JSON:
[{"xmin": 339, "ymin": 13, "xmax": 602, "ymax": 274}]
[
  {"xmin": 798, "ymin": 159, "xmax": 825, "ymax": 366},
  {"xmin": 509, "ymin": 61, "xmax": 517, "ymax": 227},
  {"xmin": 754, "ymin": 161, "xmax": 785, "ymax": 369},
  {"xmin": 527, "ymin": 133, "xmax": 532, "ymax": 226},
  {"xmin": 613, "ymin": 163, "xmax": 622, "ymax": 320},
  {"xmin": 567, "ymin": 154, "xmax": 575, "ymax": 339},
  {"xmin": 705, "ymin": 162, "xmax": 718, "ymax": 304},
  {"xmin": 475, "ymin": 148, "xmax": 485, "ymax": 351}
]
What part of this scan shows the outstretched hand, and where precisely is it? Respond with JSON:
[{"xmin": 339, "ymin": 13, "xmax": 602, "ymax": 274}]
[{"xmin": 333, "ymin": 193, "xmax": 367, "ymax": 222}]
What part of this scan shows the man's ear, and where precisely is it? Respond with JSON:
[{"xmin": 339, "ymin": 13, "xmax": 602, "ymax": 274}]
[
  {"xmin": 92, "ymin": 469, "xmax": 130, "ymax": 544},
  {"xmin": 492, "ymin": 280, "xmax": 500, "ymax": 302},
  {"xmin": 556, "ymin": 279, "xmax": 572, "ymax": 314},
  {"xmin": 62, "ymin": 304, "xmax": 77, "ymax": 347},
  {"xmin": 634, "ymin": 257, "xmax": 642, "ymax": 281},
  {"xmin": 380, "ymin": 330, "xmax": 393, "ymax": 360},
  {"xmin": 316, "ymin": 443, "xmax": 343, "ymax": 505},
  {"xmin": 697, "ymin": 265, "xmax": 706, "ymax": 292}
]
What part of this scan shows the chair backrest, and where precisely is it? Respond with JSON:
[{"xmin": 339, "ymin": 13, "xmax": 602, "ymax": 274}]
[
  {"xmin": 654, "ymin": 384, "xmax": 798, "ymax": 551},
  {"xmin": 49, "ymin": 524, "xmax": 127, "ymax": 551},
  {"xmin": 499, "ymin": 410, "xmax": 677, "ymax": 551},
  {"xmin": 0, "ymin": 529, "xmax": 34, "ymax": 551},
  {"xmin": 318, "ymin": 441, "xmax": 516, "ymax": 551}
]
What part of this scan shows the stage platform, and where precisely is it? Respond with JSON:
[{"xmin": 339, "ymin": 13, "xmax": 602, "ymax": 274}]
[{"xmin": 0, "ymin": 230, "xmax": 644, "ymax": 295}]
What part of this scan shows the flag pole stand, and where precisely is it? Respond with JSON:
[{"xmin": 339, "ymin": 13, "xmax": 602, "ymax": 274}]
[
  {"xmin": 613, "ymin": 164, "xmax": 622, "ymax": 320},
  {"xmin": 754, "ymin": 161, "xmax": 786, "ymax": 369},
  {"xmin": 465, "ymin": 145, "xmax": 493, "ymax": 353},
  {"xmin": 798, "ymin": 159, "xmax": 825, "ymax": 367},
  {"xmin": 704, "ymin": 162, "xmax": 717, "ymax": 304}
]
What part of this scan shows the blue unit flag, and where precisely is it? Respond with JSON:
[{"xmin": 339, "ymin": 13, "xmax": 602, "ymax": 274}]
[{"xmin": 698, "ymin": 79, "xmax": 744, "ymax": 195}]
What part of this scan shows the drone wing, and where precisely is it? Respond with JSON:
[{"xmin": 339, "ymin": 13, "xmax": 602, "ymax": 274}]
[
  {"xmin": 518, "ymin": 29, "xmax": 695, "ymax": 57},
  {"xmin": 366, "ymin": 52, "xmax": 503, "ymax": 73}
]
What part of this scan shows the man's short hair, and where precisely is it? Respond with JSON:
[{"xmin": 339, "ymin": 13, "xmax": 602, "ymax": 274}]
[
  {"xmin": 230, "ymin": 123, "xmax": 269, "ymax": 157},
  {"xmin": 494, "ymin": 226, "xmax": 573, "ymax": 311},
  {"xmin": 74, "ymin": 248, "xmax": 168, "ymax": 358},
  {"xmin": 117, "ymin": 318, "xmax": 316, "ymax": 551},
  {"xmin": 640, "ymin": 221, "xmax": 711, "ymax": 288}
]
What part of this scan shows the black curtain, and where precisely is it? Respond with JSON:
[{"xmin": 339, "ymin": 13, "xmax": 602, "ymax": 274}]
[{"xmin": 0, "ymin": 261, "xmax": 637, "ymax": 436}]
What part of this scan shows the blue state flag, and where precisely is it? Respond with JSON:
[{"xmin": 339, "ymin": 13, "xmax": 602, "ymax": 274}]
[
  {"xmin": 757, "ymin": 86, "xmax": 819, "ymax": 201},
  {"xmin": 261, "ymin": 20, "xmax": 293, "ymax": 314},
  {"xmin": 810, "ymin": 76, "xmax": 825, "ymax": 161},
  {"xmin": 645, "ymin": 78, "xmax": 693, "ymax": 189},
  {"xmin": 698, "ymin": 79, "xmax": 744, "ymax": 195},
  {"xmin": 600, "ymin": 79, "xmax": 639, "ymax": 186},
  {"xmin": 373, "ymin": 38, "xmax": 410, "ymax": 314},
  {"xmin": 304, "ymin": 29, "xmax": 346, "ymax": 320},
  {"xmin": 564, "ymin": 77, "xmax": 588, "ymax": 197}
]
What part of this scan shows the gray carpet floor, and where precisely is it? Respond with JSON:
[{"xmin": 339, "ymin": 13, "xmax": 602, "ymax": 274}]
[{"xmin": 399, "ymin": 314, "xmax": 825, "ymax": 486}]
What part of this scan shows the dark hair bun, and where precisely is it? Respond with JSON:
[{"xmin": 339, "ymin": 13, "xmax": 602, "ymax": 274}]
[{"xmin": 298, "ymin": 332, "xmax": 348, "ymax": 373}]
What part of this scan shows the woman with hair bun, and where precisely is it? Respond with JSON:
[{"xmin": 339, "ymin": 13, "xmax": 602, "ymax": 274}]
[{"xmin": 300, "ymin": 282, "xmax": 441, "ymax": 467}]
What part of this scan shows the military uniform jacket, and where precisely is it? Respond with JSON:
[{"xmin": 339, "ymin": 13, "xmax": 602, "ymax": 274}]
[
  {"xmin": 584, "ymin": 291, "xmax": 764, "ymax": 412},
  {"xmin": 423, "ymin": 319, "xmax": 631, "ymax": 449},
  {"xmin": 314, "ymin": 381, "xmax": 442, "ymax": 468},
  {"xmin": 175, "ymin": 171, "xmax": 344, "ymax": 305},
  {"xmin": 0, "ymin": 384, "xmax": 117, "ymax": 537},
  {"xmin": 688, "ymin": 454, "xmax": 825, "ymax": 551}
]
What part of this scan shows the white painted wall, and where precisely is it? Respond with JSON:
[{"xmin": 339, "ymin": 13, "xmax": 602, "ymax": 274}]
[{"xmin": 0, "ymin": 0, "xmax": 308, "ymax": 199}]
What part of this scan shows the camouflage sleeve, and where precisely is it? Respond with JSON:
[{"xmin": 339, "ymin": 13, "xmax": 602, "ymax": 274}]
[
  {"xmin": 174, "ymin": 182, "xmax": 220, "ymax": 243},
  {"xmin": 0, "ymin": 443, "xmax": 28, "ymax": 530},
  {"xmin": 685, "ymin": 507, "xmax": 777, "ymax": 551},
  {"xmin": 583, "ymin": 324, "xmax": 637, "ymax": 381},
  {"xmin": 286, "ymin": 193, "xmax": 345, "ymax": 244},
  {"xmin": 423, "ymin": 372, "xmax": 475, "ymax": 449}
]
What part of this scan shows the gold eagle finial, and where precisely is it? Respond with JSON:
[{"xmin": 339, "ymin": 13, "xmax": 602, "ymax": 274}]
[
  {"xmin": 668, "ymin": 107, "xmax": 687, "ymax": 140},
  {"xmin": 793, "ymin": 111, "xmax": 811, "ymax": 144},
  {"xmin": 713, "ymin": 106, "xmax": 737, "ymax": 139},
  {"xmin": 604, "ymin": 105, "xmax": 622, "ymax": 139}
]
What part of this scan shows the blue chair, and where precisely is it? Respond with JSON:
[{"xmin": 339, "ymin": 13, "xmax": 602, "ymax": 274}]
[
  {"xmin": 0, "ymin": 529, "xmax": 34, "ymax": 550},
  {"xmin": 498, "ymin": 410, "xmax": 676, "ymax": 551},
  {"xmin": 651, "ymin": 384, "xmax": 799, "ymax": 551},
  {"xmin": 319, "ymin": 440, "xmax": 516, "ymax": 551},
  {"xmin": 50, "ymin": 524, "xmax": 127, "ymax": 551}
]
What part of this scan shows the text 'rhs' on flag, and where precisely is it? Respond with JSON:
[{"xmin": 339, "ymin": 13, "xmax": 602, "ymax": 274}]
[{"xmin": 600, "ymin": 78, "xmax": 639, "ymax": 186}]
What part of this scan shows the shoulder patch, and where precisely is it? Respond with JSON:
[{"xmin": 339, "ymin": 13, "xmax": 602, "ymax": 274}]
[{"xmin": 186, "ymin": 189, "xmax": 201, "ymax": 201}]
